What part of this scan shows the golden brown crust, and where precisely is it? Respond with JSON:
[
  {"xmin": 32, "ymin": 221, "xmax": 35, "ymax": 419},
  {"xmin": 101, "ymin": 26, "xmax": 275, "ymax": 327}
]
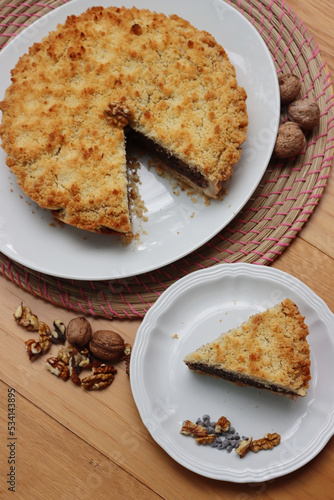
[
  {"xmin": 0, "ymin": 6, "xmax": 247, "ymax": 234},
  {"xmin": 183, "ymin": 299, "xmax": 311, "ymax": 397}
]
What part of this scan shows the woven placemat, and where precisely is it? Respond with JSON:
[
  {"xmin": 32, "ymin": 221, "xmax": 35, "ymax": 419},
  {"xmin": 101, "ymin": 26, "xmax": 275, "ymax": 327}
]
[{"xmin": 0, "ymin": 0, "xmax": 333, "ymax": 318}]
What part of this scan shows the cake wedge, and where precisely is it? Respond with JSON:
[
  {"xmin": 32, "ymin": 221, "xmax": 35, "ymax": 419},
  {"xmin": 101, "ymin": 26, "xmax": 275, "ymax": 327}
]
[{"xmin": 183, "ymin": 298, "xmax": 311, "ymax": 397}]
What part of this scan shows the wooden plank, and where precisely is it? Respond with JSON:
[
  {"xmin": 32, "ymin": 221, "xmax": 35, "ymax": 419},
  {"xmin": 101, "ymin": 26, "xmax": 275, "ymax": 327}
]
[
  {"xmin": 1, "ymin": 241, "xmax": 334, "ymax": 499},
  {"xmin": 0, "ymin": 380, "xmax": 161, "ymax": 499},
  {"xmin": 288, "ymin": 0, "xmax": 334, "ymax": 70},
  {"xmin": 273, "ymin": 236, "xmax": 334, "ymax": 311},
  {"xmin": 296, "ymin": 174, "xmax": 334, "ymax": 260}
]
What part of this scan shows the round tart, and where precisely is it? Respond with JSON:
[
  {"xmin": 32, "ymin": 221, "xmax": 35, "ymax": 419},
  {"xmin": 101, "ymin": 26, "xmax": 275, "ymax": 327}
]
[{"xmin": 0, "ymin": 6, "xmax": 248, "ymax": 236}]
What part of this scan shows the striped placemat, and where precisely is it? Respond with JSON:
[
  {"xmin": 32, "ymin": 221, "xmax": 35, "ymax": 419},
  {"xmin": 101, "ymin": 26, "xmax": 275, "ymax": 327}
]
[{"xmin": 0, "ymin": 0, "xmax": 333, "ymax": 318}]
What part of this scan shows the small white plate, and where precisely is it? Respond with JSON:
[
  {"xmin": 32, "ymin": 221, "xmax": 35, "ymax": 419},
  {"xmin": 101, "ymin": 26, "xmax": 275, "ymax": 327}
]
[
  {"xmin": 130, "ymin": 263, "xmax": 334, "ymax": 482},
  {"xmin": 0, "ymin": 0, "xmax": 280, "ymax": 280}
]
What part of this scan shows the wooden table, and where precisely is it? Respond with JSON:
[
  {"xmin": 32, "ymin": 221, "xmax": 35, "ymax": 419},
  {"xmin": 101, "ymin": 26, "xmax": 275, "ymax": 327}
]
[{"xmin": 0, "ymin": 0, "xmax": 333, "ymax": 498}]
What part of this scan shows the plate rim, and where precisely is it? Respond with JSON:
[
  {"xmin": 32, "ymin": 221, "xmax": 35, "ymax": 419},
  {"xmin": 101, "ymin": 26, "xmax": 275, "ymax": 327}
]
[
  {"xmin": 130, "ymin": 263, "xmax": 334, "ymax": 482},
  {"xmin": 0, "ymin": 0, "xmax": 280, "ymax": 281}
]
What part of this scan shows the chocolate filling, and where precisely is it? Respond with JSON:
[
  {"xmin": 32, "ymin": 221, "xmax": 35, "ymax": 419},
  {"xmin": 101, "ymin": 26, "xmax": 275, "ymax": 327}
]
[
  {"xmin": 126, "ymin": 128, "xmax": 208, "ymax": 188},
  {"xmin": 186, "ymin": 362, "xmax": 298, "ymax": 397}
]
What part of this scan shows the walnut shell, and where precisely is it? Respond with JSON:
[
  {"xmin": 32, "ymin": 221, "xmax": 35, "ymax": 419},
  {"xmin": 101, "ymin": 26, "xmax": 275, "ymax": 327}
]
[
  {"xmin": 66, "ymin": 317, "xmax": 92, "ymax": 347},
  {"xmin": 89, "ymin": 330, "xmax": 126, "ymax": 362},
  {"xmin": 278, "ymin": 73, "xmax": 301, "ymax": 104},
  {"xmin": 287, "ymin": 98, "xmax": 320, "ymax": 130},
  {"xmin": 273, "ymin": 122, "xmax": 306, "ymax": 159}
]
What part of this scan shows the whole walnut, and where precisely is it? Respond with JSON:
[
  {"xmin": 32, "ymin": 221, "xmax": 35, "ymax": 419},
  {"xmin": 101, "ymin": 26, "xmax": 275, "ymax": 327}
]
[
  {"xmin": 278, "ymin": 73, "xmax": 301, "ymax": 104},
  {"xmin": 273, "ymin": 122, "xmax": 306, "ymax": 159},
  {"xmin": 89, "ymin": 330, "xmax": 127, "ymax": 362},
  {"xmin": 66, "ymin": 317, "xmax": 92, "ymax": 347},
  {"xmin": 287, "ymin": 98, "xmax": 320, "ymax": 130}
]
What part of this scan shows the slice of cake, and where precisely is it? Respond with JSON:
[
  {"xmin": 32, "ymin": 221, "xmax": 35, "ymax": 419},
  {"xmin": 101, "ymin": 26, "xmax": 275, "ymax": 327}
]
[
  {"xmin": 183, "ymin": 298, "xmax": 311, "ymax": 397},
  {"xmin": 0, "ymin": 6, "xmax": 247, "ymax": 237}
]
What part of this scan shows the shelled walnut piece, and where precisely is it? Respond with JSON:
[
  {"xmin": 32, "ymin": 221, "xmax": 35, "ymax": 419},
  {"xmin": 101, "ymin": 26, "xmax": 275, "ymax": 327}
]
[
  {"xmin": 234, "ymin": 437, "xmax": 252, "ymax": 458},
  {"xmin": 50, "ymin": 320, "xmax": 66, "ymax": 344},
  {"xmin": 15, "ymin": 303, "xmax": 52, "ymax": 361},
  {"xmin": 181, "ymin": 420, "xmax": 209, "ymax": 438},
  {"xmin": 81, "ymin": 365, "xmax": 118, "ymax": 390},
  {"xmin": 14, "ymin": 303, "xmax": 39, "ymax": 331},
  {"xmin": 235, "ymin": 433, "xmax": 281, "ymax": 458},
  {"xmin": 68, "ymin": 347, "xmax": 91, "ymax": 386},
  {"xmin": 195, "ymin": 435, "xmax": 216, "ymax": 445},
  {"xmin": 45, "ymin": 357, "xmax": 70, "ymax": 381},
  {"xmin": 215, "ymin": 416, "xmax": 231, "ymax": 433},
  {"xmin": 24, "ymin": 321, "xmax": 52, "ymax": 361},
  {"xmin": 57, "ymin": 345, "xmax": 74, "ymax": 365},
  {"xmin": 38, "ymin": 322, "xmax": 52, "ymax": 351},
  {"xmin": 251, "ymin": 433, "xmax": 281, "ymax": 452},
  {"xmin": 25, "ymin": 339, "xmax": 42, "ymax": 361}
]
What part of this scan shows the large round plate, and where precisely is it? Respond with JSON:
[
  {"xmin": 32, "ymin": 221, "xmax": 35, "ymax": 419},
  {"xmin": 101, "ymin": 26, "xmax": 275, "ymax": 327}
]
[
  {"xmin": 0, "ymin": 0, "xmax": 280, "ymax": 280},
  {"xmin": 130, "ymin": 263, "xmax": 334, "ymax": 482}
]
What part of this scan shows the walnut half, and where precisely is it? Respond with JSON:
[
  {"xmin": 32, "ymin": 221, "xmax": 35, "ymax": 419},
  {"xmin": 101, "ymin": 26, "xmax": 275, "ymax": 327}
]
[
  {"xmin": 14, "ymin": 303, "xmax": 39, "ymax": 331},
  {"xmin": 104, "ymin": 103, "xmax": 133, "ymax": 128},
  {"xmin": 45, "ymin": 357, "xmax": 70, "ymax": 381},
  {"xmin": 25, "ymin": 339, "xmax": 42, "ymax": 361},
  {"xmin": 214, "ymin": 416, "xmax": 230, "ymax": 434},
  {"xmin": 251, "ymin": 433, "xmax": 281, "ymax": 452},
  {"xmin": 81, "ymin": 365, "xmax": 117, "ymax": 390},
  {"xmin": 180, "ymin": 420, "xmax": 208, "ymax": 438},
  {"xmin": 50, "ymin": 320, "xmax": 66, "ymax": 344},
  {"xmin": 24, "ymin": 321, "xmax": 51, "ymax": 361},
  {"xmin": 195, "ymin": 435, "xmax": 216, "ymax": 445},
  {"xmin": 235, "ymin": 433, "xmax": 281, "ymax": 458},
  {"xmin": 235, "ymin": 437, "xmax": 253, "ymax": 458},
  {"xmin": 38, "ymin": 321, "xmax": 52, "ymax": 354}
]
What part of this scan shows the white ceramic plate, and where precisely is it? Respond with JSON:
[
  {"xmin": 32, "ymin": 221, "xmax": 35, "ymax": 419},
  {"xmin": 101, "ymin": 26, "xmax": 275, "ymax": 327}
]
[
  {"xmin": 0, "ymin": 0, "xmax": 280, "ymax": 280},
  {"xmin": 130, "ymin": 263, "xmax": 334, "ymax": 482}
]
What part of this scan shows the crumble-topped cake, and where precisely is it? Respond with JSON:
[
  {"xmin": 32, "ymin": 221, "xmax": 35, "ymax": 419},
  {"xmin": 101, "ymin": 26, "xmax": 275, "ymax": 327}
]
[
  {"xmin": 0, "ymin": 6, "xmax": 248, "ymax": 236},
  {"xmin": 183, "ymin": 299, "xmax": 311, "ymax": 397}
]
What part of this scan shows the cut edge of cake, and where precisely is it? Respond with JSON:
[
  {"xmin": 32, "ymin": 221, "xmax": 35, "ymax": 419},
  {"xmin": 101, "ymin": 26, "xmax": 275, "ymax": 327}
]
[{"xmin": 183, "ymin": 298, "xmax": 311, "ymax": 398}]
